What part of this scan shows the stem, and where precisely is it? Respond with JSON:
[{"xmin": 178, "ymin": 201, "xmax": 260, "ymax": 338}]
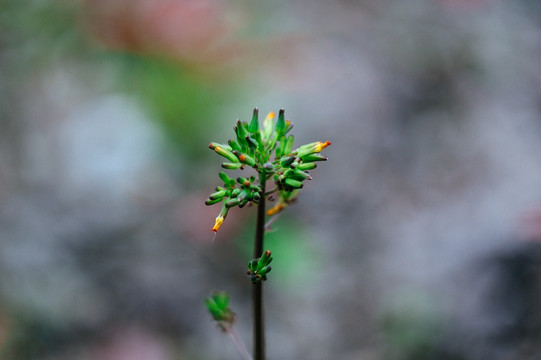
[
  {"xmin": 264, "ymin": 213, "xmax": 281, "ymax": 232},
  {"xmin": 253, "ymin": 170, "xmax": 266, "ymax": 360},
  {"xmin": 264, "ymin": 186, "xmax": 278, "ymax": 196},
  {"xmin": 227, "ymin": 326, "xmax": 253, "ymax": 360}
]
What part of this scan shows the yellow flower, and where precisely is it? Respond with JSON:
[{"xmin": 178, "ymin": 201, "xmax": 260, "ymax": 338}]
[
  {"xmin": 267, "ymin": 203, "xmax": 285, "ymax": 216},
  {"xmin": 212, "ymin": 215, "xmax": 225, "ymax": 232},
  {"xmin": 265, "ymin": 112, "xmax": 275, "ymax": 122},
  {"xmin": 314, "ymin": 141, "xmax": 331, "ymax": 152}
]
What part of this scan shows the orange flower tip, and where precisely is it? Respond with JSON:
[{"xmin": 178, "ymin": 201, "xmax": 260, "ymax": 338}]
[
  {"xmin": 212, "ymin": 216, "xmax": 224, "ymax": 232},
  {"xmin": 320, "ymin": 141, "xmax": 331, "ymax": 148},
  {"xmin": 265, "ymin": 112, "xmax": 275, "ymax": 121},
  {"xmin": 208, "ymin": 142, "xmax": 215, "ymax": 149},
  {"xmin": 239, "ymin": 154, "xmax": 247, "ymax": 161},
  {"xmin": 267, "ymin": 203, "xmax": 285, "ymax": 216},
  {"xmin": 314, "ymin": 141, "xmax": 331, "ymax": 152},
  {"xmin": 214, "ymin": 146, "xmax": 222, "ymax": 152}
]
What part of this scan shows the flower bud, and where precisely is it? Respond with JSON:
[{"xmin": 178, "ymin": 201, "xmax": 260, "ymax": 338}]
[
  {"xmin": 297, "ymin": 141, "xmax": 331, "ymax": 157},
  {"xmin": 296, "ymin": 141, "xmax": 319, "ymax": 151},
  {"xmin": 239, "ymin": 198, "xmax": 250, "ymax": 208},
  {"xmin": 275, "ymin": 109, "xmax": 286, "ymax": 136},
  {"xmin": 205, "ymin": 197, "xmax": 222, "ymax": 206},
  {"xmin": 219, "ymin": 171, "xmax": 235, "ymax": 187},
  {"xmin": 290, "ymin": 169, "xmax": 312, "ymax": 181},
  {"xmin": 253, "ymin": 131, "xmax": 264, "ymax": 151},
  {"xmin": 221, "ymin": 162, "xmax": 244, "ymax": 170},
  {"xmin": 227, "ymin": 139, "xmax": 241, "ymax": 152},
  {"xmin": 234, "ymin": 120, "xmax": 249, "ymax": 148},
  {"xmin": 205, "ymin": 292, "xmax": 235, "ymax": 324},
  {"xmin": 276, "ymin": 138, "xmax": 287, "ymax": 159},
  {"xmin": 237, "ymin": 189, "xmax": 250, "ymax": 202},
  {"xmin": 208, "ymin": 142, "xmax": 232, "ymax": 151},
  {"xmin": 280, "ymin": 156, "xmax": 296, "ymax": 168},
  {"xmin": 214, "ymin": 146, "xmax": 240, "ymax": 163},
  {"xmin": 236, "ymin": 177, "xmax": 251, "ymax": 187},
  {"xmin": 208, "ymin": 190, "xmax": 226, "ymax": 200},
  {"xmin": 248, "ymin": 107, "xmax": 259, "ymax": 133},
  {"xmin": 245, "ymin": 135, "xmax": 258, "ymax": 149},
  {"xmin": 259, "ymin": 266, "xmax": 272, "ymax": 277},
  {"xmin": 297, "ymin": 162, "xmax": 317, "ymax": 170},
  {"xmin": 225, "ymin": 198, "xmax": 240, "ymax": 208},
  {"xmin": 262, "ymin": 111, "xmax": 275, "ymax": 141},
  {"xmin": 233, "ymin": 151, "xmax": 256, "ymax": 166},
  {"xmin": 248, "ymin": 259, "xmax": 258, "ymax": 273},
  {"xmin": 284, "ymin": 178, "xmax": 304, "ymax": 189},
  {"xmin": 284, "ymin": 135, "xmax": 295, "ymax": 155},
  {"xmin": 260, "ymin": 250, "xmax": 272, "ymax": 266},
  {"xmin": 284, "ymin": 120, "xmax": 294, "ymax": 135},
  {"xmin": 299, "ymin": 153, "xmax": 327, "ymax": 162}
]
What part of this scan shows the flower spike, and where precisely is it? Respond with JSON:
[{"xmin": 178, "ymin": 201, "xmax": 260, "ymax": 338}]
[{"xmin": 206, "ymin": 108, "xmax": 330, "ymax": 236}]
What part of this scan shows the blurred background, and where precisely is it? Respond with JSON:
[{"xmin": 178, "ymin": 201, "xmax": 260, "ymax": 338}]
[{"xmin": 2, "ymin": 0, "xmax": 541, "ymax": 359}]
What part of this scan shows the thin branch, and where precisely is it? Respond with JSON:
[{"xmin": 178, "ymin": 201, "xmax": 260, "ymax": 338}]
[
  {"xmin": 226, "ymin": 326, "xmax": 253, "ymax": 360},
  {"xmin": 264, "ymin": 213, "xmax": 281, "ymax": 232},
  {"xmin": 264, "ymin": 186, "xmax": 278, "ymax": 196}
]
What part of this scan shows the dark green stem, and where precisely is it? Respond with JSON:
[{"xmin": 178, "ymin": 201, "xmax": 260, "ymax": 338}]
[{"xmin": 253, "ymin": 170, "xmax": 266, "ymax": 360}]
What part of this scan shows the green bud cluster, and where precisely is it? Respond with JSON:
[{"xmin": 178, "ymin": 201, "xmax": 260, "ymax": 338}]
[
  {"xmin": 205, "ymin": 291, "xmax": 235, "ymax": 331},
  {"xmin": 206, "ymin": 171, "xmax": 261, "ymax": 232},
  {"xmin": 206, "ymin": 108, "xmax": 331, "ymax": 232},
  {"xmin": 247, "ymin": 250, "xmax": 273, "ymax": 283},
  {"xmin": 267, "ymin": 141, "xmax": 330, "ymax": 215}
]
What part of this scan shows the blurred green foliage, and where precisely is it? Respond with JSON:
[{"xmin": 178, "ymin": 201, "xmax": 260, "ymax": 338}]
[
  {"xmin": 108, "ymin": 54, "xmax": 244, "ymax": 163},
  {"xmin": 236, "ymin": 218, "xmax": 320, "ymax": 288},
  {"xmin": 0, "ymin": 0, "xmax": 246, "ymax": 176}
]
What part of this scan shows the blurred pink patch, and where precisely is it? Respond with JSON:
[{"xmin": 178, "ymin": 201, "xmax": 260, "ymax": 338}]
[
  {"xmin": 83, "ymin": 0, "xmax": 243, "ymax": 64},
  {"xmin": 518, "ymin": 207, "xmax": 541, "ymax": 242},
  {"xmin": 93, "ymin": 327, "xmax": 171, "ymax": 360}
]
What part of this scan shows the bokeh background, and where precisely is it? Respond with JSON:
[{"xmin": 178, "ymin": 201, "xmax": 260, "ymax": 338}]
[{"xmin": 2, "ymin": 0, "xmax": 541, "ymax": 359}]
